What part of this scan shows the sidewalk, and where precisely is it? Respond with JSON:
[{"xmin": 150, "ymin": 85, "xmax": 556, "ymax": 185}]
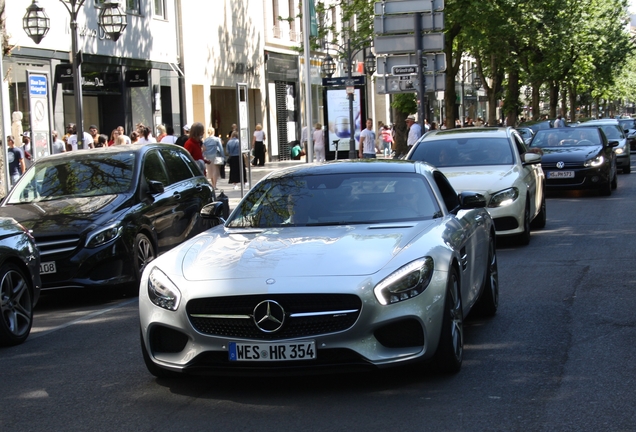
[{"xmin": 214, "ymin": 159, "xmax": 308, "ymax": 208}]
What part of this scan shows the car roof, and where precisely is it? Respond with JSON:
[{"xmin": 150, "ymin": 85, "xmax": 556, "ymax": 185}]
[
  {"xmin": 578, "ymin": 119, "xmax": 619, "ymax": 125},
  {"xmin": 39, "ymin": 143, "xmax": 182, "ymax": 161},
  {"xmin": 266, "ymin": 159, "xmax": 436, "ymax": 179},
  {"xmin": 421, "ymin": 127, "xmax": 513, "ymax": 140}
]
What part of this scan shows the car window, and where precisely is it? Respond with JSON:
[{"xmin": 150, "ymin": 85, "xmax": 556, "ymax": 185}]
[
  {"xmin": 6, "ymin": 152, "xmax": 136, "ymax": 204},
  {"xmin": 410, "ymin": 137, "xmax": 513, "ymax": 167},
  {"xmin": 512, "ymin": 132, "xmax": 527, "ymax": 155},
  {"xmin": 531, "ymin": 128, "xmax": 602, "ymax": 148},
  {"xmin": 598, "ymin": 125, "xmax": 623, "ymax": 140},
  {"xmin": 143, "ymin": 150, "xmax": 169, "ymax": 186},
  {"xmin": 159, "ymin": 147, "xmax": 197, "ymax": 184},
  {"xmin": 433, "ymin": 171, "xmax": 459, "ymax": 212},
  {"xmin": 226, "ymin": 172, "xmax": 441, "ymax": 228}
]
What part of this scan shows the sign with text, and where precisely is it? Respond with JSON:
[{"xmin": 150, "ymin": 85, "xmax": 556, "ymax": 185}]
[
  {"xmin": 377, "ymin": 53, "xmax": 446, "ymax": 75},
  {"xmin": 376, "ymin": 74, "xmax": 446, "ymax": 94},
  {"xmin": 392, "ymin": 65, "xmax": 418, "ymax": 75}
]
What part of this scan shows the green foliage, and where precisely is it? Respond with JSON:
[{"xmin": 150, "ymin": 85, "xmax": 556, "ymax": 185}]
[{"xmin": 391, "ymin": 94, "xmax": 417, "ymax": 115}]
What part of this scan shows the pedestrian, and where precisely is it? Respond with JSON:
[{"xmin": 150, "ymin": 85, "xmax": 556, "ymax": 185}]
[
  {"xmin": 107, "ymin": 129, "xmax": 119, "ymax": 146},
  {"xmin": 156, "ymin": 124, "xmax": 167, "ymax": 142},
  {"xmin": 89, "ymin": 124, "xmax": 99, "ymax": 147},
  {"xmin": 67, "ymin": 124, "xmax": 93, "ymax": 150},
  {"xmin": 21, "ymin": 132, "xmax": 33, "ymax": 168},
  {"xmin": 113, "ymin": 135, "xmax": 127, "ymax": 146},
  {"xmin": 159, "ymin": 125, "xmax": 178, "ymax": 144},
  {"xmin": 116, "ymin": 125, "xmax": 132, "ymax": 144},
  {"xmin": 474, "ymin": 117, "xmax": 484, "ymax": 127},
  {"xmin": 405, "ymin": 115, "xmax": 422, "ymax": 149},
  {"xmin": 227, "ymin": 131, "xmax": 247, "ymax": 189},
  {"xmin": 252, "ymin": 123, "xmax": 267, "ymax": 166},
  {"xmin": 130, "ymin": 131, "xmax": 140, "ymax": 144},
  {"xmin": 138, "ymin": 126, "xmax": 157, "ymax": 144},
  {"xmin": 430, "ymin": 121, "xmax": 438, "ymax": 131},
  {"xmin": 176, "ymin": 124, "xmax": 190, "ymax": 147},
  {"xmin": 380, "ymin": 124, "xmax": 393, "ymax": 157},
  {"xmin": 313, "ymin": 123, "xmax": 325, "ymax": 162},
  {"xmin": 290, "ymin": 141, "xmax": 305, "ymax": 160},
  {"xmin": 301, "ymin": 125, "xmax": 309, "ymax": 152},
  {"xmin": 51, "ymin": 130, "xmax": 66, "ymax": 154},
  {"xmin": 359, "ymin": 118, "xmax": 377, "ymax": 159},
  {"xmin": 7, "ymin": 135, "xmax": 25, "ymax": 187},
  {"xmin": 95, "ymin": 134, "xmax": 108, "ymax": 148},
  {"xmin": 184, "ymin": 122, "xmax": 210, "ymax": 175},
  {"xmin": 554, "ymin": 115, "xmax": 565, "ymax": 128},
  {"xmin": 202, "ymin": 126, "xmax": 224, "ymax": 189}
]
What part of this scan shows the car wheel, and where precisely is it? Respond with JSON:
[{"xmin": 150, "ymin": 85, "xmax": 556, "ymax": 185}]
[
  {"xmin": 624, "ymin": 163, "xmax": 631, "ymax": 174},
  {"xmin": 517, "ymin": 201, "xmax": 531, "ymax": 245},
  {"xmin": 140, "ymin": 329, "xmax": 179, "ymax": 378},
  {"xmin": 126, "ymin": 233, "xmax": 156, "ymax": 297},
  {"xmin": 0, "ymin": 263, "xmax": 34, "ymax": 346},
  {"xmin": 611, "ymin": 171, "xmax": 618, "ymax": 189},
  {"xmin": 434, "ymin": 266, "xmax": 463, "ymax": 373},
  {"xmin": 530, "ymin": 192, "xmax": 546, "ymax": 230},
  {"xmin": 475, "ymin": 236, "xmax": 499, "ymax": 317},
  {"xmin": 134, "ymin": 233, "xmax": 156, "ymax": 280}
]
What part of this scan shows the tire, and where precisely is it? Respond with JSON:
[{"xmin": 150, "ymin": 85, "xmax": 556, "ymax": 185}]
[
  {"xmin": 434, "ymin": 267, "xmax": 463, "ymax": 373},
  {"xmin": 0, "ymin": 263, "xmax": 34, "ymax": 346},
  {"xmin": 623, "ymin": 164, "xmax": 631, "ymax": 174},
  {"xmin": 530, "ymin": 193, "xmax": 546, "ymax": 230},
  {"xmin": 517, "ymin": 201, "xmax": 531, "ymax": 245},
  {"xmin": 601, "ymin": 175, "xmax": 613, "ymax": 196},
  {"xmin": 140, "ymin": 329, "xmax": 179, "ymax": 378},
  {"xmin": 127, "ymin": 233, "xmax": 156, "ymax": 297},
  {"xmin": 611, "ymin": 171, "xmax": 618, "ymax": 189},
  {"xmin": 474, "ymin": 237, "xmax": 499, "ymax": 317}
]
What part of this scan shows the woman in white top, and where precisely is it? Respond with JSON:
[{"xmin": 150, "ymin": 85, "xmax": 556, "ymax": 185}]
[
  {"xmin": 252, "ymin": 124, "xmax": 266, "ymax": 166},
  {"xmin": 138, "ymin": 126, "xmax": 157, "ymax": 144},
  {"xmin": 313, "ymin": 123, "xmax": 325, "ymax": 162},
  {"xmin": 202, "ymin": 127, "xmax": 225, "ymax": 189}
]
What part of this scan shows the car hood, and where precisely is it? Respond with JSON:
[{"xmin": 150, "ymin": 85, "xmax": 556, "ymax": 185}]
[
  {"xmin": 177, "ymin": 221, "xmax": 438, "ymax": 280},
  {"xmin": 0, "ymin": 195, "xmax": 120, "ymax": 234},
  {"xmin": 438, "ymin": 165, "xmax": 517, "ymax": 196},
  {"xmin": 537, "ymin": 146, "xmax": 602, "ymax": 162}
]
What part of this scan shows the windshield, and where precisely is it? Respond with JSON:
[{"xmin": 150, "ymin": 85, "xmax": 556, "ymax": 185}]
[
  {"xmin": 530, "ymin": 128, "xmax": 602, "ymax": 148},
  {"xmin": 410, "ymin": 137, "xmax": 514, "ymax": 167},
  {"xmin": 226, "ymin": 172, "xmax": 441, "ymax": 228},
  {"xmin": 7, "ymin": 152, "xmax": 136, "ymax": 204}
]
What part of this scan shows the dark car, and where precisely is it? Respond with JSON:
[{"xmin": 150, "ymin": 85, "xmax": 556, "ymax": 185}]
[
  {"xmin": 577, "ymin": 119, "xmax": 630, "ymax": 173},
  {"xmin": 518, "ymin": 119, "xmax": 554, "ymax": 133},
  {"xmin": 617, "ymin": 118, "xmax": 636, "ymax": 152},
  {"xmin": 529, "ymin": 127, "xmax": 618, "ymax": 196},
  {"xmin": 516, "ymin": 127, "xmax": 534, "ymax": 144},
  {"xmin": 0, "ymin": 144, "xmax": 215, "ymax": 294},
  {"xmin": 0, "ymin": 217, "xmax": 41, "ymax": 346}
]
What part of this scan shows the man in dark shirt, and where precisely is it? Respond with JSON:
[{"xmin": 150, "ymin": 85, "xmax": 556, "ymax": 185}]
[
  {"xmin": 175, "ymin": 124, "xmax": 190, "ymax": 147},
  {"xmin": 7, "ymin": 135, "xmax": 25, "ymax": 187}
]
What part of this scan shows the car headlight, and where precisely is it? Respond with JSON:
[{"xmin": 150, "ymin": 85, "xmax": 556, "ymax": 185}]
[
  {"xmin": 148, "ymin": 267, "xmax": 181, "ymax": 311},
  {"xmin": 488, "ymin": 187, "xmax": 519, "ymax": 208},
  {"xmin": 584, "ymin": 155, "xmax": 604, "ymax": 167},
  {"xmin": 615, "ymin": 147, "xmax": 625, "ymax": 155},
  {"xmin": 85, "ymin": 222, "xmax": 123, "ymax": 247},
  {"xmin": 374, "ymin": 257, "xmax": 434, "ymax": 305}
]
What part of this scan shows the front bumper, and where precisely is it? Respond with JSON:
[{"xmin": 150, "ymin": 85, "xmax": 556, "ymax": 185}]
[{"xmin": 139, "ymin": 271, "xmax": 450, "ymax": 376}]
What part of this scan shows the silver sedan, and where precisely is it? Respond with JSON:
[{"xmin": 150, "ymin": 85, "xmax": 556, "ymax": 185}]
[{"xmin": 139, "ymin": 160, "xmax": 498, "ymax": 377}]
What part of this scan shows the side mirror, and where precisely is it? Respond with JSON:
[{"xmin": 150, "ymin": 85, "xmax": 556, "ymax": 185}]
[
  {"xmin": 457, "ymin": 191, "xmax": 487, "ymax": 209},
  {"xmin": 147, "ymin": 180, "xmax": 165, "ymax": 194},
  {"xmin": 608, "ymin": 140, "xmax": 619, "ymax": 148},
  {"xmin": 200, "ymin": 202, "xmax": 225, "ymax": 219},
  {"xmin": 522, "ymin": 152, "xmax": 542, "ymax": 164}
]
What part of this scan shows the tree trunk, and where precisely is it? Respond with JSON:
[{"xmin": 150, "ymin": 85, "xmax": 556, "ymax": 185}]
[
  {"xmin": 392, "ymin": 108, "xmax": 408, "ymax": 158},
  {"xmin": 505, "ymin": 69, "xmax": 520, "ymax": 127}
]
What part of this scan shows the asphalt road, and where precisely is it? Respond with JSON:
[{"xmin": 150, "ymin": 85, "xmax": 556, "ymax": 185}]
[{"xmin": 1, "ymin": 159, "xmax": 635, "ymax": 431}]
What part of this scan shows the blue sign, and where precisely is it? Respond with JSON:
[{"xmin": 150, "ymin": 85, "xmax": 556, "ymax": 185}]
[{"xmin": 29, "ymin": 75, "xmax": 48, "ymax": 96}]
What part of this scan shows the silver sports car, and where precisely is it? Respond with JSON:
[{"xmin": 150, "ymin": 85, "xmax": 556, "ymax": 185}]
[{"xmin": 139, "ymin": 160, "xmax": 499, "ymax": 377}]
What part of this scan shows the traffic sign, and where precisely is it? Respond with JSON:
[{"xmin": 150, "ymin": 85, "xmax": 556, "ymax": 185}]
[
  {"xmin": 392, "ymin": 65, "xmax": 418, "ymax": 75},
  {"xmin": 374, "ymin": 12, "xmax": 444, "ymax": 34},
  {"xmin": 374, "ymin": 33, "xmax": 444, "ymax": 55},
  {"xmin": 376, "ymin": 74, "xmax": 446, "ymax": 94},
  {"xmin": 374, "ymin": 0, "xmax": 445, "ymax": 15},
  {"xmin": 376, "ymin": 53, "xmax": 446, "ymax": 75}
]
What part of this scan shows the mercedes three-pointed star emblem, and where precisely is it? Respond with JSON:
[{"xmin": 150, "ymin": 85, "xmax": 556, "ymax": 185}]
[{"xmin": 253, "ymin": 300, "xmax": 286, "ymax": 333}]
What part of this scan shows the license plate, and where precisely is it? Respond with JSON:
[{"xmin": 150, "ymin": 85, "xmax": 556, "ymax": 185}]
[
  {"xmin": 229, "ymin": 341, "xmax": 316, "ymax": 362},
  {"xmin": 40, "ymin": 261, "xmax": 57, "ymax": 274},
  {"xmin": 547, "ymin": 171, "xmax": 574, "ymax": 179}
]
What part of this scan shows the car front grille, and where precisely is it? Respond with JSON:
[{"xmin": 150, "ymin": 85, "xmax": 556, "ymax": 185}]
[
  {"xmin": 542, "ymin": 161, "xmax": 583, "ymax": 169},
  {"xmin": 187, "ymin": 294, "xmax": 362, "ymax": 340},
  {"xmin": 34, "ymin": 235, "xmax": 81, "ymax": 258}
]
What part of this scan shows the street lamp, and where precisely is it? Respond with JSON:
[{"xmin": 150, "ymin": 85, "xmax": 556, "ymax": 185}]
[
  {"xmin": 23, "ymin": 0, "xmax": 127, "ymax": 149},
  {"xmin": 460, "ymin": 66, "xmax": 481, "ymax": 126},
  {"xmin": 321, "ymin": 38, "xmax": 375, "ymax": 159}
]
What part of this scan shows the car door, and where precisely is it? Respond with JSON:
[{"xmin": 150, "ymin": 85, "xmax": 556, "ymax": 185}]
[
  {"xmin": 158, "ymin": 146, "xmax": 214, "ymax": 250},
  {"xmin": 512, "ymin": 131, "xmax": 542, "ymax": 219},
  {"xmin": 433, "ymin": 171, "xmax": 487, "ymax": 307}
]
